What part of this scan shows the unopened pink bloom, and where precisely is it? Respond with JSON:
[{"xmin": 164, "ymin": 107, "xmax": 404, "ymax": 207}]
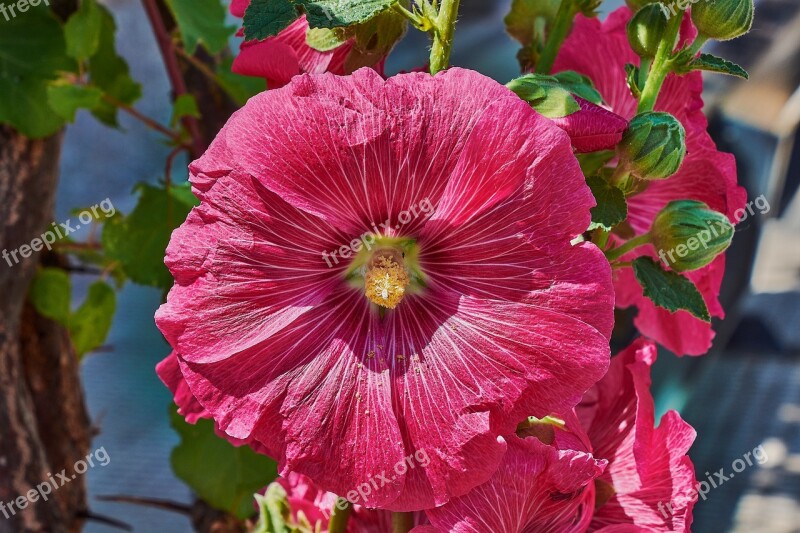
[
  {"xmin": 156, "ymin": 68, "xmax": 614, "ymax": 510},
  {"xmin": 553, "ymin": 7, "xmax": 746, "ymax": 356},
  {"xmin": 551, "ymin": 97, "xmax": 628, "ymax": 153},
  {"xmin": 579, "ymin": 339, "xmax": 697, "ymax": 531}
]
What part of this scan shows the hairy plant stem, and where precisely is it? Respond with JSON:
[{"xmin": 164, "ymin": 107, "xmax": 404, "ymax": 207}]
[
  {"xmin": 329, "ymin": 498, "xmax": 352, "ymax": 533},
  {"xmin": 535, "ymin": 0, "xmax": 577, "ymax": 74},
  {"xmin": 429, "ymin": 0, "xmax": 461, "ymax": 74},
  {"xmin": 636, "ymin": 9, "xmax": 684, "ymax": 112},
  {"xmin": 392, "ymin": 511, "xmax": 415, "ymax": 533},
  {"xmin": 606, "ymin": 233, "xmax": 652, "ymax": 261}
]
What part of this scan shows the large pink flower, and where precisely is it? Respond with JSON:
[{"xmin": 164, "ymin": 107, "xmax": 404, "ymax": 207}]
[
  {"xmin": 230, "ymin": 1, "xmax": 362, "ymax": 88},
  {"xmin": 579, "ymin": 339, "xmax": 697, "ymax": 531},
  {"xmin": 553, "ymin": 8, "xmax": 747, "ymax": 356},
  {"xmin": 418, "ymin": 421, "xmax": 606, "ymax": 532},
  {"xmin": 155, "ymin": 68, "xmax": 614, "ymax": 510}
]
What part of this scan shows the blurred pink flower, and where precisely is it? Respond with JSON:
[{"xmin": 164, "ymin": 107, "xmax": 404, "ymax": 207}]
[
  {"xmin": 579, "ymin": 339, "xmax": 697, "ymax": 531},
  {"xmin": 155, "ymin": 67, "xmax": 614, "ymax": 510},
  {"xmin": 554, "ymin": 7, "xmax": 747, "ymax": 356}
]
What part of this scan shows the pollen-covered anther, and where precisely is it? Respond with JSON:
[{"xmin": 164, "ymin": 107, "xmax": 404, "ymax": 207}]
[{"xmin": 364, "ymin": 251, "xmax": 410, "ymax": 309}]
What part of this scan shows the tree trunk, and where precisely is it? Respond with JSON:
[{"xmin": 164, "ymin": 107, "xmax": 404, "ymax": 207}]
[{"xmin": 0, "ymin": 126, "xmax": 91, "ymax": 533}]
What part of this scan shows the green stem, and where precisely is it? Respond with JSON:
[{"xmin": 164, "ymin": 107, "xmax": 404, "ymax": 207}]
[
  {"xmin": 637, "ymin": 56, "xmax": 652, "ymax": 91},
  {"xmin": 605, "ymin": 233, "xmax": 652, "ymax": 261},
  {"xmin": 429, "ymin": 0, "xmax": 462, "ymax": 74},
  {"xmin": 688, "ymin": 34, "xmax": 709, "ymax": 56},
  {"xmin": 392, "ymin": 512, "xmax": 414, "ymax": 533},
  {"xmin": 592, "ymin": 228, "xmax": 610, "ymax": 250},
  {"xmin": 636, "ymin": 9, "xmax": 684, "ymax": 112},
  {"xmin": 329, "ymin": 498, "xmax": 352, "ymax": 533},
  {"xmin": 535, "ymin": 0, "xmax": 578, "ymax": 74}
]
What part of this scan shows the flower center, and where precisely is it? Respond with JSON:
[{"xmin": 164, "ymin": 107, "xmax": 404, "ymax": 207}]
[{"xmin": 364, "ymin": 249, "xmax": 410, "ymax": 309}]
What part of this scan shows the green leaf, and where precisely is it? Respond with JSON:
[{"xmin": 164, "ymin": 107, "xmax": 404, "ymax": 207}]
[
  {"xmin": 344, "ymin": 7, "xmax": 407, "ymax": 72},
  {"xmin": 243, "ymin": 0, "xmax": 299, "ymax": 40},
  {"xmin": 170, "ymin": 406, "xmax": 278, "ymax": 520},
  {"xmin": 171, "ymin": 94, "xmax": 201, "ymax": 127},
  {"xmin": 215, "ymin": 58, "xmax": 267, "ymax": 105},
  {"xmin": 29, "ymin": 268, "xmax": 72, "ymax": 324},
  {"xmin": 164, "ymin": 0, "xmax": 235, "ymax": 55},
  {"xmin": 504, "ymin": 0, "xmax": 560, "ymax": 46},
  {"xmin": 632, "ymin": 257, "xmax": 711, "ymax": 321},
  {"xmin": 101, "ymin": 183, "xmax": 198, "ymax": 289},
  {"xmin": 506, "ymin": 74, "xmax": 580, "ymax": 118},
  {"xmin": 299, "ymin": 0, "xmax": 398, "ymax": 28},
  {"xmin": 87, "ymin": 4, "xmax": 142, "ymax": 126},
  {"xmin": 625, "ymin": 63, "xmax": 642, "ymax": 99},
  {"xmin": 586, "ymin": 175, "xmax": 627, "ymax": 231},
  {"xmin": 0, "ymin": 4, "xmax": 71, "ymax": 137},
  {"xmin": 64, "ymin": 0, "xmax": 103, "ymax": 61},
  {"xmin": 689, "ymin": 53, "xmax": 749, "ymax": 79},
  {"xmin": 577, "ymin": 150, "xmax": 615, "ymax": 176},
  {"xmin": 68, "ymin": 280, "xmax": 116, "ymax": 357},
  {"xmin": 47, "ymin": 82, "xmax": 103, "ymax": 122},
  {"xmin": 306, "ymin": 27, "xmax": 351, "ymax": 52},
  {"xmin": 551, "ymin": 71, "xmax": 602, "ymax": 104}
]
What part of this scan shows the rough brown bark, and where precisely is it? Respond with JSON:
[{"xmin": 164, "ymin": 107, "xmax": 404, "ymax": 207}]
[{"xmin": 0, "ymin": 125, "xmax": 90, "ymax": 533}]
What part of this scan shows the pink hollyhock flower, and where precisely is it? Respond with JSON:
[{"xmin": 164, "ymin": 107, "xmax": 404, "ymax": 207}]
[
  {"xmin": 553, "ymin": 7, "xmax": 747, "ymax": 356},
  {"xmin": 417, "ymin": 419, "xmax": 606, "ymax": 533},
  {"xmin": 551, "ymin": 97, "xmax": 629, "ymax": 153},
  {"xmin": 579, "ymin": 339, "xmax": 697, "ymax": 531},
  {"xmin": 155, "ymin": 67, "xmax": 614, "ymax": 510}
]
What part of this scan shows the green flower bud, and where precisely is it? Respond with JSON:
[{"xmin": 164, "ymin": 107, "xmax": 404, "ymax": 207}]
[
  {"xmin": 651, "ymin": 200, "xmax": 734, "ymax": 272},
  {"xmin": 691, "ymin": 0, "xmax": 754, "ymax": 41},
  {"xmin": 617, "ymin": 112, "xmax": 686, "ymax": 180},
  {"xmin": 627, "ymin": 4, "xmax": 669, "ymax": 57}
]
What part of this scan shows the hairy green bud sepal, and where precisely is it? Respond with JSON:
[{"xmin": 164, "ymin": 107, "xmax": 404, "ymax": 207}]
[
  {"xmin": 617, "ymin": 112, "xmax": 686, "ymax": 180},
  {"xmin": 627, "ymin": 4, "xmax": 669, "ymax": 57},
  {"xmin": 651, "ymin": 200, "xmax": 734, "ymax": 272},
  {"xmin": 691, "ymin": 0, "xmax": 754, "ymax": 41}
]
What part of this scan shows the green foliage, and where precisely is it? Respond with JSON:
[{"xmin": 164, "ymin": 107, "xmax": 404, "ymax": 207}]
[
  {"xmin": 102, "ymin": 183, "xmax": 198, "ymax": 290},
  {"xmin": 171, "ymin": 94, "xmax": 201, "ymax": 127},
  {"xmin": 164, "ymin": 0, "xmax": 235, "ymax": 55},
  {"xmin": 68, "ymin": 280, "xmax": 116, "ymax": 357},
  {"xmin": 87, "ymin": 4, "xmax": 142, "ymax": 126},
  {"xmin": 632, "ymin": 257, "xmax": 711, "ymax": 321},
  {"xmin": 687, "ymin": 53, "xmax": 749, "ymax": 79},
  {"xmin": 507, "ymin": 72, "xmax": 597, "ymax": 118},
  {"xmin": 47, "ymin": 82, "xmax": 103, "ymax": 122},
  {"xmin": 252, "ymin": 486, "xmax": 292, "ymax": 533},
  {"xmin": 29, "ymin": 270, "xmax": 116, "ymax": 358},
  {"xmin": 306, "ymin": 27, "xmax": 349, "ymax": 52},
  {"xmin": 549, "ymin": 71, "xmax": 602, "ymax": 104},
  {"xmin": 243, "ymin": 0, "xmax": 299, "ymax": 40},
  {"xmin": 170, "ymin": 406, "xmax": 279, "ymax": 520},
  {"xmin": 299, "ymin": 0, "xmax": 399, "ymax": 28},
  {"xmin": 64, "ymin": 0, "xmax": 103, "ymax": 61},
  {"xmin": 586, "ymin": 176, "xmax": 627, "ymax": 231},
  {"xmin": 29, "ymin": 268, "xmax": 71, "ymax": 323},
  {"xmin": 344, "ymin": 7, "xmax": 407, "ymax": 72},
  {"xmin": 505, "ymin": 0, "xmax": 560, "ymax": 46},
  {"xmin": 215, "ymin": 58, "xmax": 267, "ymax": 105},
  {"xmin": 0, "ymin": 3, "xmax": 72, "ymax": 137}
]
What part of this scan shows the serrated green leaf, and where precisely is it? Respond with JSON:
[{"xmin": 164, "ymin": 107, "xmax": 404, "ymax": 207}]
[
  {"xmin": 47, "ymin": 82, "xmax": 103, "ymax": 122},
  {"xmin": 170, "ymin": 94, "xmax": 201, "ymax": 127},
  {"xmin": 164, "ymin": 0, "xmax": 235, "ymax": 55},
  {"xmin": 690, "ymin": 53, "xmax": 749, "ymax": 79},
  {"xmin": 170, "ymin": 406, "xmax": 278, "ymax": 520},
  {"xmin": 551, "ymin": 71, "xmax": 602, "ymax": 104},
  {"xmin": 87, "ymin": 4, "xmax": 142, "ymax": 126},
  {"xmin": 299, "ymin": 0, "xmax": 398, "ymax": 28},
  {"xmin": 0, "ymin": 4, "xmax": 71, "ymax": 137},
  {"xmin": 68, "ymin": 280, "xmax": 116, "ymax": 357},
  {"xmin": 64, "ymin": 0, "xmax": 103, "ymax": 61},
  {"xmin": 243, "ymin": 0, "xmax": 299, "ymax": 40},
  {"xmin": 586, "ymin": 175, "xmax": 627, "ymax": 231},
  {"xmin": 29, "ymin": 268, "xmax": 72, "ymax": 324},
  {"xmin": 101, "ymin": 183, "xmax": 198, "ymax": 289},
  {"xmin": 632, "ymin": 256, "xmax": 710, "ymax": 321}
]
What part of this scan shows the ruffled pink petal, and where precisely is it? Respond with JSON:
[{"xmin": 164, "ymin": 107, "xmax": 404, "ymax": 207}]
[
  {"xmin": 423, "ymin": 435, "xmax": 605, "ymax": 532},
  {"xmin": 551, "ymin": 97, "xmax": 628, "ymax": 153},
  {"xmin": 579, "ymin": 339, "xmax": 697, "ymax": 531},
  {"xmin": 156, "ymin": 351, "xmax": 209, "ymax": 424},
  {"xmin": 232, "ymin": 38, "xmax": 301, "ymax": 88}
]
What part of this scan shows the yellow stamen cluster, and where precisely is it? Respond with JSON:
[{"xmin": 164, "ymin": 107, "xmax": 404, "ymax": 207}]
[{"xmin": 364, "ymin": 254, "xmax": 410, "ymax": 309}]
